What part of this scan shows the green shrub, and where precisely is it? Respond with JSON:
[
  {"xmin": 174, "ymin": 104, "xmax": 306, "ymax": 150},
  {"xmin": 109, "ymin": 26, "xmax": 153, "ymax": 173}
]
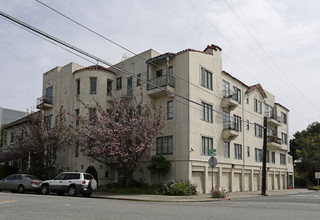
[
  {"xmin": 308, "ymin": 185, "xmax": 320, "ymax": 191},
  {"xmin": 162, "ymin": 181, "xmax": 197, "ymax": 196}
]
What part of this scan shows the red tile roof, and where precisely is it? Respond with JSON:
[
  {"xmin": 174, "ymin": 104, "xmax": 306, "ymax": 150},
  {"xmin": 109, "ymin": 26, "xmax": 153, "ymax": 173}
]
[
  {"xmin": 245, "ymin": 83, "xmax": 267, "ymax": 98},
  {"xmin": 204, "ymin": 44, "xmax": 222, "ymax": 52},
  {"xmin": 73, "ymin": 65, "xmax": 114, "ymax": 74},
  {"xmin": 147, "ymin": 45, "xmax": 221, "ymax": 62}
]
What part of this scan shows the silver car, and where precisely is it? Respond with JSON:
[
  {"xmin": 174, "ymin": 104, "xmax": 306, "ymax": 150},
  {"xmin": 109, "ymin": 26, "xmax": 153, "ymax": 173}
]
[{"xmin": 0, "ymin": 174, "xmax": 43, "ymax": 193}]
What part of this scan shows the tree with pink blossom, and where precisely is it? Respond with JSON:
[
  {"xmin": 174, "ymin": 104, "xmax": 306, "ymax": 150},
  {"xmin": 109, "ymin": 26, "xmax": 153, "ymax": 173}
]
[
  {"xmin": 13, "ymin": 107, "xmax": 76, "ymax": 179},
  {"xmin": 76, "ymin": 93, "xmax": 165, "ymax": 185}
]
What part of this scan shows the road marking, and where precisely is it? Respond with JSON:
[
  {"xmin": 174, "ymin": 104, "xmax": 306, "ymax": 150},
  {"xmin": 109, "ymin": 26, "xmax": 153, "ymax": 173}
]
[{"xmin": 0, "ymin": 200, "xmax": 17, "ymax": 204}]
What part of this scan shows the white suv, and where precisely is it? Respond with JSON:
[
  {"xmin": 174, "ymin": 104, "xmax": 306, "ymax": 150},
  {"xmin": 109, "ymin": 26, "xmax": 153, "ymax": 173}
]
[{"xmin": 41, "ymin": 172, "xmax": 97, "ymax": 197}]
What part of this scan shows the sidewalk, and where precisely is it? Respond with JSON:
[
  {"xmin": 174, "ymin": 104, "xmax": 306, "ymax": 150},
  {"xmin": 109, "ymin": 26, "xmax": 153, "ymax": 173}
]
[{"xmin": 92, "ymin": 188, "xmax": 309, "ymax": 202}]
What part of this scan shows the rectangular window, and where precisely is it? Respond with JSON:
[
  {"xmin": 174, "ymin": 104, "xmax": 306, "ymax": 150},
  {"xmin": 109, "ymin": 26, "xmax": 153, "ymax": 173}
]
[
  {"xmin": 224, "ymin": 141, "xmax": 230, "ymax": 158},
  {"xmin": 156, "ymin": 69, "xmax": 163, "ymax": 78},
  {"xmin": 44, "ymin": 114, "xmax": 53, "ymax": 130},
  {"xmin": 167, "ymin": 101, "xmax": 173, "ymax": 120},
  {"xmin": 255, "ymin": 148, "xmax": 263, "ymax": 162},
  {"xmin": 201, "ymin": 67, "xmax": 212, "ymax": 90},
  {"xmin": 280, "ymin": 153, "xmax": 286, "ymax": 165},
  {"xmin": 222, "ymin": 111, "xmax": 230, "ymax": 129},
  {"xmin": 246, "ymin": 120, "xmax": 250, "ymax": 130},
  {"xmin": 45, "ymin": 86, "xmax": 53, "ymax": 104},
  {"xmin": 136, "ymin": 73, "xmax": 142, "ymax": 86},
  {"xmin": 107, "ymin": 80, "xmax": 112, "ymax": 96},
  {"xmin": 76, "ymin": 79, "xmax": 80, "ymax": 95},
  {"xmin": 254, "ymin": 98, "xmax": 262, "ymax": 114},
  {"xmin": 222, "ymin": 80, "xmax": 230, "ymax": 97},
  {"xmin": 282, "ymin": 133, "xmax": 288, "ymax": 144},
  {"xmin": 156, "ymin": 136, "xmax": 173, "ymax": 155},
  {"xmin": 247, "ymin": 146, "xmax": 250, "ymax": 157},
  {"xmin": 254, "ymin": 123, "xmax": 263, "ymax": 138},
  {"xmin": 233, "ymin": 115, "xmax": 242, "ymax": 132},
  {"xmin": 281, "ymin": 112, "xmax": 287, "ymax": 124},
  {"xmin": 10, "ymin": 132, "xmax": 14, "ymax": 144},
  {"xmin": 267, "ymin": 150, "xmax": 270, "ymax": 163},
  {"xmin": 272, "ymin": 152, "xmax": 275, "ymax": 164},
  {"xmin": 233, "ymin": 86, "xmax": 241, "ymax": 104},
  {"xmin": 75, "ymin": 109, "xmax": 80, "ymax": 127},
  {"xmin": 127, "ymin": 77, "xmax": 133, "ymax": 97},
  {"xmin": 202, "ymin": 102, "xmax": 213, "ymax": 123},
  {"xmin": 234, "ymin": 144, "xmax": 242, "ymax": 160},
  {"xmin": 75, "ymin": 142, "xmax": 79, "ymax": 158},
  {"xmin": 245, "ymin": 94, "xmax": 249, "ymax": 104},
  {"xmin": 116, "ymin": 77, "xmax": 122, "ymax": 90},
  {"xmin": 90, "ymin": 77, "xmax": 97, "ymax": 94},
  {"xmin": 202, "ymin": 136, "xmax": 213, "ymax": 155}
]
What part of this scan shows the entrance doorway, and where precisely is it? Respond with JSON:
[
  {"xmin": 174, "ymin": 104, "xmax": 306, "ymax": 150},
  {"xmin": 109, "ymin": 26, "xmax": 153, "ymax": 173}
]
[{"xmin": 86, "ymin": 165, "xmax": 98, "ymax": 186}]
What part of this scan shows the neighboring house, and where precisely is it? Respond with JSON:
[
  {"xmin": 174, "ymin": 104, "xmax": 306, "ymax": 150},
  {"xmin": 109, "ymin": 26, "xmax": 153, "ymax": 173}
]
[
  {"xmin": 12, "ymin": 44, "xmax": 293, "ymax": 193},
  {"xmin": 0, "ymin": 107, "xmax": 26, "ymax": 127},
  {"xmin": 0, "ymin": 107, "xmax": 26, "ymax": 153},
  {"xmin": 0, "ymin": 113, "xmax": 34, "ymax": 167}
]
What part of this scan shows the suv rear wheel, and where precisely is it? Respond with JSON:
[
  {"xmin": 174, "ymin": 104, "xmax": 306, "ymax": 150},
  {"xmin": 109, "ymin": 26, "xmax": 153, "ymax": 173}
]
[{"xmin": 68, "ymin": 185, "xmax": 77, "ymax": 196}]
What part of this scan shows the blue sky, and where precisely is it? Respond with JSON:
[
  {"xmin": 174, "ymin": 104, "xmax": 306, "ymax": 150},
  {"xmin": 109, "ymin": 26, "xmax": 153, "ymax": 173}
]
[{"xmin": 1, "ymin": 0, "xmax": 320, "ymax": 136}]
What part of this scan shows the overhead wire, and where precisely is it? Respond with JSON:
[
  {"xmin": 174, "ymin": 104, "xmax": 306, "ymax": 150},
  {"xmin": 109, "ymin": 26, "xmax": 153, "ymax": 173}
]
[
  {"xmin": 34, "ymin": 0, "xmax": 292, "ymax": 127},
  {"xmin": 222, "ymin": 0, "xmax": 320, "ymax": 113},
  {"xmin": 0, "ymin": 9, "xmax": 273, "ymax": 136}
]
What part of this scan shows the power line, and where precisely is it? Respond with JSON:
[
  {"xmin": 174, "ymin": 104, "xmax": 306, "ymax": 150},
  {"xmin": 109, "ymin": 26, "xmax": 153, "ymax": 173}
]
[
  {"xmin": 222, "ymin": 0, "xmax": 320, "ymax": 113},
  {"xmin": 0, "ymin": 10, "xmax": 287, "ymax": 134}
]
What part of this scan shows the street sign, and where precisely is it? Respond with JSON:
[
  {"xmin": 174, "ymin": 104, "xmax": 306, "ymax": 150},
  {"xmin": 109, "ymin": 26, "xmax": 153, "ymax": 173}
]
[
  {"xmin": 208, "ymin": 156, "xmax": 217, "ymax": 168},
  {"xmin": 208, "ymin": 149, "xmax": 216, "ymax": 156},
  {"xmin": 315, "ymin": 172, "xmax": 320, "ymax": 179}
]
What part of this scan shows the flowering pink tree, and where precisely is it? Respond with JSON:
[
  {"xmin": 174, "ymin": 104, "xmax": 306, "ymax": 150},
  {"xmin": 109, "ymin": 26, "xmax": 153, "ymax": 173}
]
[
  {"xmin": 14, "ymin": 107, "xmax": 76, "ymax": 179},
  {"xmin": 77, "ymin": 93, "xmax": 165, "ymax": 185}
]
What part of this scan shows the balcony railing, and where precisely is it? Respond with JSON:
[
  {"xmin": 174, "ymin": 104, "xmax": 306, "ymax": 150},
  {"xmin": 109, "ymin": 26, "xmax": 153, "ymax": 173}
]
[
  {"xmin": 223, "ymin": 121, "xmax": 241, "ymax": 131},
  {"xmin": 222, "ymin": 90, "xmax": 239, "ymax": 102},
  {"xmin": 36, "ymin": 95, "xmax": 53, "ymax": 109},
  {"xmin": 267, "ymin": 136, "xmax": 282, "ymax": 144},
  {"xmin": 147, "ymin": 75, "xmax": 175, "ymax": 90}
]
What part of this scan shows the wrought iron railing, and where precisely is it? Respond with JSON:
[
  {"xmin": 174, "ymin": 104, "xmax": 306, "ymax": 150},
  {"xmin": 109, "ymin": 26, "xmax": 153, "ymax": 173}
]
[
  {"xmin": 222, "ymin": 90, "xmax": 239, "ymax": 102},
  {"xmin": 37, "ymin": 95, "xmax": 53, "ymax": 106},
  {"xmin": 267, "ymin": 136, "xmax": 281, "ymax": 144}
]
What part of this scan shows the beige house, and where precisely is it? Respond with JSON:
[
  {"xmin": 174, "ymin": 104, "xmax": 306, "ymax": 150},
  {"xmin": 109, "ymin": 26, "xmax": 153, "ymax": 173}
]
[{"xmin": 21, "ymin": 44, "xmax": 292, "ymax": 193}]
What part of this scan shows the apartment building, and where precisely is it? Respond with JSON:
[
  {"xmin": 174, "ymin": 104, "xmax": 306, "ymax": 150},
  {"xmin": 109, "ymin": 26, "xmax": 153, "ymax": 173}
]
[{"xmin": 12, "ymin": 44, "xmax": 292, "ymax": 193}]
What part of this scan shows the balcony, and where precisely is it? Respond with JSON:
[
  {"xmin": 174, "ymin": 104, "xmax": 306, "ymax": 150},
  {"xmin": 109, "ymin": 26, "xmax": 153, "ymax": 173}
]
[
  {"xmin": 221, "ymin": 91, "xmax": 239, "ymax": 110},
  {"xmin": 36, "ymin": 96, "xmax": 53, "ymax": 110},
  {"xmin": 222, "ymin": 122, "xmax": 239, "ymax": 140},
  {"xmin": 147, "ymin": 75, "xmax": 175, "ymax": 98},
  {"xmin": 267, "ymin": 136, "xmax": 282, "ymax": 148},
  {"xmin": 267, "ymin": 113, "xmax": 282, "ymax": 127}
]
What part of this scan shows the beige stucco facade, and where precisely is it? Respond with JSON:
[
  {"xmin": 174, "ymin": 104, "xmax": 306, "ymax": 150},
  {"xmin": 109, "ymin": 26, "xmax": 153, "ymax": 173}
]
[{"xmin": 6, "ymin": 44, "xmax": 293, "ymax": 193}]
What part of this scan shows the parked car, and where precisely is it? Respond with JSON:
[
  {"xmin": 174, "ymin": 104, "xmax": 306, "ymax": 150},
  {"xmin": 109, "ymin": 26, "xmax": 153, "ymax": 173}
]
[
  {"xmin": 0, "ymin": 174, "xmax": 43, "ymax": 193},
  {"xmin": 41, "ymin": 172, "xmax": 97, "ymax": 197}
]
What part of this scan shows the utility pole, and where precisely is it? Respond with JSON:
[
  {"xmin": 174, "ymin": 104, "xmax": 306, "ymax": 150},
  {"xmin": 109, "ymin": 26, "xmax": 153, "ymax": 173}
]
[{"xmin": 261, "ymin": 116, "xmax": 267, "ymax": 196}]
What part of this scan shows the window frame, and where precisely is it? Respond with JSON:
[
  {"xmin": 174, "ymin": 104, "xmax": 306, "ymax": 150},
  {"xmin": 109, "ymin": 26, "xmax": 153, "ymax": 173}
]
[
  {"xmin": 156, "ymin": 135, "xmax": 173, "ymax": 155},
  {"xmin": 201, "ymin": 67, "xmax": 213, "ymax": 90},
  {"xmin": 167, "ymin": 100, "xmax": 173, "ymax": 120},
  {"xmin": 202, "ymin": 136, "xmax": 213, "ymax": 156},
  {"xmin": 89, "ymin": 77, "xmax": 97, "ymax": 94},
  {"xmin": 116, "ymin": 77, "xmax": 122, "ymax": 90},
  {"xmin": 254, "ymin": 123, "xmax": 263, "ymax": 138},
  {"xmin": 234, "ymin": 144, "xmax": 242, "ymax": 160},
  {"xmin": 224, "ymin": 141, "xmax": 230, "ymax": 158},
  {"xmin": 76, "ymin": 78, "xmax": 80, "ymax": 95},
  {"xmin": 201, "ymin": 102, "xmax": 213, "ymax": 123}
]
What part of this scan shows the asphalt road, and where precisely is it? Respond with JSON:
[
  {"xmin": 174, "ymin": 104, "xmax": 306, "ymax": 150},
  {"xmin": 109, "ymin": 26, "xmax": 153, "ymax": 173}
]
[{"xmin": 0, "ymin": 191, "xmax": 319, "ymax": 220}]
